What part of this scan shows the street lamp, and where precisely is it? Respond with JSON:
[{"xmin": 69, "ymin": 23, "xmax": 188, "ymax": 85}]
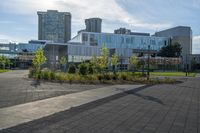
[{"xmin": 147, "ymin": 45, "xmax": 150, "ymax": 80}]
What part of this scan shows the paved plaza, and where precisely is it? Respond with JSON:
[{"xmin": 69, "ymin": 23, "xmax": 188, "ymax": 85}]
[
  {"xmin": 0, "ymin": 71, "xmax": 200, "ymax": 133},
  {"xmin": 0, "ymin": 70, "xmax": 107, "ymax": 108}
]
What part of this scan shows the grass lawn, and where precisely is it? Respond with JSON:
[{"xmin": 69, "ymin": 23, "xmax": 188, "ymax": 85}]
[
  {"xmin": 150, "ymin": 72, "xmax": 197, "ymax": 77},
  {"xmin": 0, "ymin": 69, "xmax": 9, "ymax": 73}
]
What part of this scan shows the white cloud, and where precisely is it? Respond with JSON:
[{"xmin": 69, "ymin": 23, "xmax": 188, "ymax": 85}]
[
  {"xmin": 0, "ymin": 0, "xmax": 172, "ymax": 33},
  {"xmin": 193, "ymin": 36, "xmax": 200, "ymax": 54},
  {"xmin": 0, "ymin": 34, "xmax": 32, "ymax": 42}
]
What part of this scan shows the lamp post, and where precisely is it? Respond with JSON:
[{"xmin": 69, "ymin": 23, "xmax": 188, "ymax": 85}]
[
  {"xmin": 147, "ymin": 45, "xmax": 150, "ymax": 80},
  {"xmin": 120, "ymin": 54, "xmax": 123, "ymax": 72}
]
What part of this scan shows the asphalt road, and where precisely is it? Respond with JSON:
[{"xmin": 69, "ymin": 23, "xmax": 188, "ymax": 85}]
[
  {"xmin": 2, "ymin": 76, "xmax": 200, "ymax": 133},
  {"xmin": 0, "ymin": 70, "xmax": 108, "ymax": 108}
]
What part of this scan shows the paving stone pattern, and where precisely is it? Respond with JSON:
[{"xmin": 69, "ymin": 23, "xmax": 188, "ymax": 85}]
[
  {"xmin": 2, "ymin": 77, "xmax": 200, "ymax": 133},
  {"xmin": 0, "ymin": 70, "xmax": 108, "ymax": 108}
]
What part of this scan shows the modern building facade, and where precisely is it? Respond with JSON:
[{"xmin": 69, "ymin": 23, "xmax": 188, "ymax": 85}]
[
  {"xmin": 85, "ymin": 18, "xmax": 102, "ymax": 33},
  {"xmin": 37, "ymin": 10, "xmax": 71, "ymax": 43},
  {"xmin": 155, "ymin": 26, "xmax": 192, "ymax": 69},
  {"xmin": 47, "ymin": 32, "xmax": 169, "ymax": 70},
  {"xmin": 0, "ymin": 40, "xmax": 45, "ymax": 68}
]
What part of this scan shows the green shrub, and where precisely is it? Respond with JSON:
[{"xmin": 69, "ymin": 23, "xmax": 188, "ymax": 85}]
[
  {"xmin": 78, "ymin": 63, "xmax": 88, "ymax": 75},
  {"xmin": 35, "ymin": 71, "xmax": 42, "ymax": 80},
  {"xmin": 88, "ymin": 64, "xmax": 94, "ymax": 74},
  {"xmin": 97, "ymin": 74, "xmax": 103, "ymax": 81},
  {"xmin": 103, "ymin": 74, "xmax": 109, "ymax": 80},
  {"xmin": 42, "ymin": 70, "xmax": 51, "ymax": 80},
  {"xmin": 118, "ymin": 72, "xmax": 127, "ymax": 80},
  {"xmin": 86, "ymin": 74, "xmax": 98, "ymax": 81},
  {"xmin": 68, "ymin": 64, "xmax": 76, "ymax": 74},
  {"xmin": 103, "ymin": 73, "xmax": 113, "ymax": 80},
  {"xmin": 55, "ymin": 73, "xmax": 67, "ymax": 82},
  {"xmin": 50, "ymin": 71, "xmax": 56, "ymax": 80},
  {"xmin": 112, "ymin": 73, "xmax": 117, "ymax": 80}
]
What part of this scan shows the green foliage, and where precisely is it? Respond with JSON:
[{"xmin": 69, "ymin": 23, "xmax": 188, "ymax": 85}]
[
  {"xmin": 32, "ymin": 48, "xmax": 46, "ymax": 70},
  {"xmin": 59, "ymin": 56, "xmax": 67, "ymax": 66},
  {"xmin": 35, "ymin": 71, "xmax": 42, "ymax": 80},
  {"xmin": 150, "ymin": 72, "xmax": 196, "ymax": 77},
  {"xmin": 90, "ymin": 55, "xmax": 99, "ymax": 72},
  {"xmin": 118, "ymin": 72, "xmax": 128, "ymax": 80},
  {"xmin": 50, "ymin": 71, "xmax": 56, "ymax": 80},
  {"xmin": 88, "ymin": 64, "xmax": 94, "ymax": 74},
  {"xmin": 129, "ymin": 55, "xmax": 139, "ymax": 71},
  {"xmin": 158, "ymin": 42, "xmax": 182, "ymax": 57},
  {"xmin": 30, "ymin": 69, "xmax": 179, "ymax": 84},
  {"xmin": 42, "ymin": 70, "xmax": 51, "ymax": 80},
  {"xmin": 0, "ymin": 56, "xmax": 12, "ymax": 69},
  {"xmin": 99, "ymin": 45, "xmax": 109, "ymax": 70},
  {"xmin": 68, "ymin": 64, "xmax": 76, "ymax": 74},
  {"xmin": 0, "ymin": 69, "xmax": 9, "ymax": 73},
  {"xmin": 59, "ymin": 56, "xmax": 67, "ymax": 72},
  {"xmin": 78, "ymin": 63, "xmax": 88, "ymax": 75},
  {"xmin": 111, "ymin": 53, "xmax": 119, "ymax": 71}
]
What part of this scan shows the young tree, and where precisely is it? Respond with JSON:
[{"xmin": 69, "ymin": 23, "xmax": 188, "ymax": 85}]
[
  {"xmin": 5, "ymin": 58, "xmax": 12, "ymax": 69},
  {"xmin": 59, "ymin": 56, "xmax": 67, "ymax": 71},
  {"xmin": 129, "ymin": 55, "xmax": 139, "ymax": 72},
  {"xmin": 90, "ymin": 55, "xmax": 98, "ymax": 73},
  {"xmin": 32, "ymin": 48, "xmax": 46, "ymax": 71},
  {"xmin": 0, "ymin": 56, "xmax": 11, "ymax": 69},
  {"xmin": 111, "ymin": 53, "xmax": 119, "ymax": 73},
  {"xmin": 0, "ymin": 56, "xmax": 6, "ymax": 69},
  {"xmin": 99, "ymin": 45, "xmax": 109, "ymax": 71}
]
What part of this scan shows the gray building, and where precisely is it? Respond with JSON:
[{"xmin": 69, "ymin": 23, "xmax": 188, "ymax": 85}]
[
  {"xmin": 85, "ymin": 18, "xmax": 102, "ymax": 33},
  {"xmin": 114, "ymin": 28, "xmax": 131, "ymax": 35},
  {"xmin": 155, "ymin": 26, "xmax": 192, "ymax": 69},
  {"xmin": 37, "ymin": 10, "xmax": 71, "ymax": 43},
  {"xmin": 114, "ymin": 28, "xmax": 150, "ymax": 36}
]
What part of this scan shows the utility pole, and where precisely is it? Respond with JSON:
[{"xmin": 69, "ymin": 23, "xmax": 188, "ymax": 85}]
[{"xmin": 147, "ymin": 45, "xmax": 150, "ymax": 80}]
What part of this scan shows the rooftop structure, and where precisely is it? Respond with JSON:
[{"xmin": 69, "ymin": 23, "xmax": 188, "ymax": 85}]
[{"xmin": 85, "ymin": 18, "xmax": 102, "ymax": 33}]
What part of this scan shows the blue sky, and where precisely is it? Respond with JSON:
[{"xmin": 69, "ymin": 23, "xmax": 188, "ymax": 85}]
[{"xmin": 0, "ymin": 0, "xmax": 200, "ymax": 53}]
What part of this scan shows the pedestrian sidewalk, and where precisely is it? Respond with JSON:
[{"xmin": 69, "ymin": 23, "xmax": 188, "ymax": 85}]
[
  {"xmin": 196, "ymin": 73, "xmax": 200, "ymax": 77},
  {"xmin": 0, "ymin": 84, "xmax": 144, "ymax": 130}
]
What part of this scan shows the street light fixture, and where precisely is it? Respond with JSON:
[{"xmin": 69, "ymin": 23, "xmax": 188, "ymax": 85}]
[{"xmin": 147, "ymin": 45, "xmax": 150, "ymax": 80}]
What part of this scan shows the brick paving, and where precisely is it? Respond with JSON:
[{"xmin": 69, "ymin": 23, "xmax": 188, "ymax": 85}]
[{"xmin": 1, "ymin": 77, "xmax": 200, "ymax": 133}]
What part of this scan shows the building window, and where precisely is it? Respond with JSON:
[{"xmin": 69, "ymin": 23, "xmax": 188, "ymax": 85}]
[
  {"xmin": 82, "ymin": 33, "xmax": 88, "ymax": 43},
  {"xmin": 90, "ymin": 34, "xmax": 98, "ymax": 46}
]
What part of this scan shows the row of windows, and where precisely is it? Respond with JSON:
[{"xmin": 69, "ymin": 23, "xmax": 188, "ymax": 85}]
[
  {"xmin": 78, "ymin": 33, "xmax": 168, "ymax": 50},
  {"xmin": 68, "ymin": 45, "xmax": 99, "ymax": 56}
]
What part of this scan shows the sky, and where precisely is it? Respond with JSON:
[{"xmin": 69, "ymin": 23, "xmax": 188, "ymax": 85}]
[{"xmin": 0, "ymin": 0, "xmax": 200, "ymax": 53}]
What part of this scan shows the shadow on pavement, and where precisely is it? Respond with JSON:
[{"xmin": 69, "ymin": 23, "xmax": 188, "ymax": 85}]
[{"xmin": 125, "ymin": 85, "xmax": 165, "ymax": 105}]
